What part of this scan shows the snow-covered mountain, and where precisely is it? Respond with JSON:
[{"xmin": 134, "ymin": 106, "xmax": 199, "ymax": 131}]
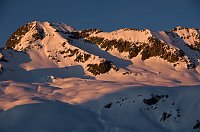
[
  {"xmin": 1, "ymin": 21, "xmax": 200, "ymax": 83},
  {"xmin": 0, "ymin": 21, "xmax": 200, "ymax": 132}
]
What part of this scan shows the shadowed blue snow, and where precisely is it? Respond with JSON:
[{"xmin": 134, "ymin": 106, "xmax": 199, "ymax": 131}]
[
  {"xmin": 0, "ymin": 101, "xmax": 104, "ymax": 132},
  {"xmin": 0, "ymin": 0, "xmax": 200, "ymax": 46}
]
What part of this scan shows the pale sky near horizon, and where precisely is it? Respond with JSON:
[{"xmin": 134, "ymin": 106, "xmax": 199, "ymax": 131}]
[{"xmin": 0, "ymin": 0, "xmax": 200, "ymax": 46}]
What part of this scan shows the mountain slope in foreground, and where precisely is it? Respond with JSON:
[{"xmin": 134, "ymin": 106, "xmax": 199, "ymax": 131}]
[{"xmin": 0, "ymin": 21, "xmax": 200, "ymax": 132}]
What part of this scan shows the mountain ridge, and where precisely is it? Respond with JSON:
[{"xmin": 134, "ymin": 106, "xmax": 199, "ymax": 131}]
[
  {"xmin": 5, "ymin": 21, "xmax": 200, "ymax": 66},
  {"xmin": 0, "ymin": 21, "xmax": 200, "ymax": 83}
]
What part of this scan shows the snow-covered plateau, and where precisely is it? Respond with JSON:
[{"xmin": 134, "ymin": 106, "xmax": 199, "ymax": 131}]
[{"xmin": 0, "ymin": 21, "xmax": 200, "ymax": 132}]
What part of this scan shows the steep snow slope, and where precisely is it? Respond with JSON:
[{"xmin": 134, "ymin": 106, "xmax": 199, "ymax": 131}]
[{"xmin": 0, "ymin": 21, "xmax": 200, "ymax": 132}]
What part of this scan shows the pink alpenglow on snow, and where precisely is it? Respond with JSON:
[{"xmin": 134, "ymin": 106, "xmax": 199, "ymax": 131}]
[{"xmin": 0, "ymin": 21, "xmax": 200, "ymax": 132}]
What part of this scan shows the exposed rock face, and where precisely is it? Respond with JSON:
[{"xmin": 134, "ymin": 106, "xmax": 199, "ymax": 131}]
[{"xmin": 6, "ymin": 22, "xmax": 45, "ymax": 49}]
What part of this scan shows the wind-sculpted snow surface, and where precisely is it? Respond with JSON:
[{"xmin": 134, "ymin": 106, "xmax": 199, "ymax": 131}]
[{"xmin": 0, "ymin": 21, "xmax": 200, "ymax": 132}]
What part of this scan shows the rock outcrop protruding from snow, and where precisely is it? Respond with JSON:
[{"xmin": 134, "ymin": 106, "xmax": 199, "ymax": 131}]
[{"xmin": 79, "ymin": 27, "xmax": 200, "ymax": 69}]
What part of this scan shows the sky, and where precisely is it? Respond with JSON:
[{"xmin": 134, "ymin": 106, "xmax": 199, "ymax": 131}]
[{"xmin": 0, "ymin": 0, "xmax": 200, "ymax": 47}]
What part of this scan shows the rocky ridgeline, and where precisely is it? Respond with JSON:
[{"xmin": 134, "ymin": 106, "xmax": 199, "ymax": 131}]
[{"xmin": 79, "ymin": 28, "xmax": 199, "ymax": 69}]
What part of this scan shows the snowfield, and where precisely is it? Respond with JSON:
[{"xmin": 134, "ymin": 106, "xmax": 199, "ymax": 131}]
[
  {"xmin": 0, "ymin": 21, "xmax": 200, "ymax": 132},
  {"xmin": 0, "ymin": 80, "xmax": 200, "ymax": 132}
]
